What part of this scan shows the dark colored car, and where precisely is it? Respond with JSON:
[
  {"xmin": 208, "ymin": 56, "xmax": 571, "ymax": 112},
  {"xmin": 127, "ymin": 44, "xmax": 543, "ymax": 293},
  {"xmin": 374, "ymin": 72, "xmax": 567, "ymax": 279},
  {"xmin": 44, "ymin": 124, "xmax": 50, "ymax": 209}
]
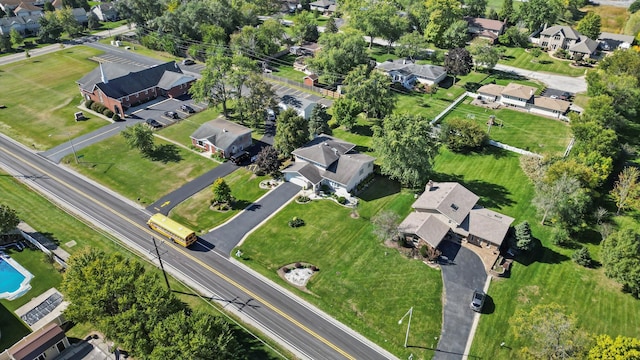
[
  {"xmin": 558, "ymin": 92, "xmax": 571, "ymax": 101},
  {"xmin": 180, "ymin": 104, "xmax": 195, "ymax": 113},
  {"xmin": 146, "ymin": 118, "xmax": 162, "ymax": 129},
  {"xmin": 229, "ymin": 151, "xmax": 250, "ymax": 165},
  {"xmin": 470, "ymin": 289, "xmax": 485, "ymax": 312},
  {"xmin": 182, "ymin": 59, "xmax": 195, "ymax": 65},
  {"xmin": 164, "ymin": 111, "xmax": 179, "ymax": 119}
]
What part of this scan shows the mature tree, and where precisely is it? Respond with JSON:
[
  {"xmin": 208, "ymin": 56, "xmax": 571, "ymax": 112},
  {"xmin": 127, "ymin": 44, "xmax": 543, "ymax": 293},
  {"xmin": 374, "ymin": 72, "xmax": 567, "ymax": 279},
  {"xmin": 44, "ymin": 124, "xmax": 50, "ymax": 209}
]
[
  {"xmin": 9, "ymin": 28, "xmax": 22, "ymax": 49},
  {"xmin": 611, "ymin": 167, "xmax": 640, "ymax": 215},
  {"xmin": 510, "ymin": 303, "xmax": 589, "ymax": 359},
  {"xmin": 115, "ymin": 0, "xmax": 164, "ymax": 26},
  {"xmin": 308, "ymin": 105, "xmax": 331, "ymax": 136},
  {"xmin": 519, "ymin": 155, "xmax": 546, "ymax": 183},
  {"xmin": 292, "ymin": 11, "xmax": 319, "ymax": 44},
  {"xmin": 306, "ymin": 31, "xmax": 369, "ymax": 85},
  {"xmin": 254, "ymin": 146, "xmax": 281, "ymax": 177},
  {"xmin": 150, "ymin": 310, "xmax": 242, "ymax": 360},
  {"xmin": 406, "ymin": 2, "xmax": 430, "ymax": 35},
  {"xmin": 274, "ymin": 108, "xmax": 309, "ymax": 157},
  {"xmin": 373, "ymin": 113, "xmax": 439, "ymax": 188},
  {"xmin": 440, "ymin": 20, "xmax": 469, "ymax": 49},
  {"xmin": 237, "ymin": 74, "xmax": 277, "ymax": 129},
  {"xmin": 325, "ymin": 16, "xmax": 338, "ymax": 33},
  {"xmin": 576, "ymin": 95, "xmax": 626, "ymax": 131},
  {"xmin": 396, "ymin": 31, "xmax": 425, "ymax": 62},
  {"xmin": 380, "ymin": 13, "xmax": 409, "ymax": 53},
  {"xmin": 464, "ymin": 0, "xmax": 487, "ymax": 17},
  {"xmin": 444, "ymin": 48, "xmax": 473, "ymax": 85},
  {"xmin": 469, "ymin": 42, "xmax": 499, "ymax": 70},
  {"xmin": 343, "ymin": 65, "xmax": 395, "ymax": 120},
  {"xmin": 589, "ymin": 335, "xmax": 640, "ymax": 359},
  {"xmin": 87, "ymin": 12, "xmax": 100, "ymax": 30},
  {"xmin": 424, "ymin": 0, "xmax": 463, "ymax": 44},
  {"xmin": 576, "ymin": 12, "xmax": 601, "ymax": 40},
  {"xmin": 500, "ymin": 0, "xmax": 515, "ymax": 22},
  {"xmin": 350, "ymin": 1, "xmax": 397, "ymax": 48},
  {"xmin": 0, "ymin": 205, "xmax": 19, "ymax": 234},
  {"xmin": 38, "ymin": 11, "xmax": 63, "ymax": 43},
  {"xmin": 514, "ymin": 221, "xmax": 534, "ymax": 251},
  {"xmin": 230, "ymin": 23, "xmax": 283, "ymax": 59},
  {"xmin": 631, "ymin": 0, "xmax": 640, "ymax": 13},
  {"xmin": 602, "ymin": 227, "xmax": 640, "ymax": 297},
  {"xmin": 58, "ymin": 7, "xmax": 82, "ymax": 37},
  {"xmin": 518, "ymin": 0, "xmax": 562, "ymax": 31},
  {"xmin": 498, "ymin": 26, "xmax": 529, "ymax": 47},
  {"xmin": 533, "ymin": 173, "xmax": 590, "ymax": 227},
  {"xmin": 212, "ymin": 178, "xmax": 232, "ymax": 204},
  {"xmin": 190, "ymin": 51, "xmax": 233, "ymax": 116},
  {"xmin": 332, "ymin": 97, "xmax": 362, "ymax": 131},
  {"xmin": 371, "ymin": 210, "xmax": 401, "ymax": 241},
  {"xmin": 121, "ymin": 123, "xmax": 155, "ymax": 156},
  {"xmin": 546, "ymin": 156, "xmax": 612, "ymax": 191},
  {"xmin": 0, "ymin": 35, "xmax": 11, "ymax": 53},
  {"xmin": 440, "ymin": 117, "xmax": 487, "ymax": 152},
  {"xmin": 586, "ymin": 50, "xmax": 640, "ymax": 118}
]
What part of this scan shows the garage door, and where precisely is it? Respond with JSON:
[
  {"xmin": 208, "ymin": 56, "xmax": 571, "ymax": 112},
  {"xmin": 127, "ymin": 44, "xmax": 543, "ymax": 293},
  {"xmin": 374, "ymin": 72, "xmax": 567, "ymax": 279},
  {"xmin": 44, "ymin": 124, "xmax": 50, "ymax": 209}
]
[{"xmin": 287, "ymin": 174, "xmax": 310, "ymax": 188}]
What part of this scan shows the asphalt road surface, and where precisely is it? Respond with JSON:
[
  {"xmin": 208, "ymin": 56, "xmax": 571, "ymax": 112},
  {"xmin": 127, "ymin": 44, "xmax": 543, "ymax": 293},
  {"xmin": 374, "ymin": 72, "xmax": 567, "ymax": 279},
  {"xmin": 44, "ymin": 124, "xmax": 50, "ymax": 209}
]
[{"xmin": 0, "ymin": 135, "xmax": 395, "ymax": 360}]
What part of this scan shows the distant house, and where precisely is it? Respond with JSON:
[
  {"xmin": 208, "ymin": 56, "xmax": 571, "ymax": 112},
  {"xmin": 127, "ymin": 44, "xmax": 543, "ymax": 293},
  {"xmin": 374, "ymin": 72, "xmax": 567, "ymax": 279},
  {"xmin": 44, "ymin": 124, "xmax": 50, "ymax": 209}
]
[
  {"xmin": 289, "ymin": 42, "xmax": 322, "ymax": 57},
  {"xmin": 71, "ymin": 7, "xmax": 88, "ymax": 24},
  {"xmin": 399, "ymin": 181, "xmax": 514, "ymax": 250},
  {"xmin": 13, "ymin": 2, "xmax": 42, "ymax": 16},
  {"xmin": 309, "ymin": 0, "xmax": 336, "ymax": 14},
  {"xmin": 4, "ymin": 323, "xmax": 71, "ymax": 360},
  {"xmin": 303, "ymin": 74, "xmax": 318, "ymax": 87},
  {"xmin": 278, "ymin": 94, "xmax": 317, "ymax": 119},
  {"xmin": 190, "ymin": 117, "xmax": 253, "ymax": 158},
  {"xmin": 477, "ymin": 82, "xmax": 571, "ymax": 119},
  {"xmin": 376, "ymin": 59, "xmax": 447, "ymax": 89},
  {"xmin": 91, "ymin": 2, "xmax": 118, "ymax": 21},
  {"xmin": 77, "ymin": 61, "xmax": 196, "ymax": 116},
  {"xmin": 538, "ymin": 25, "xmax": 598, "ymax": 58},
  {"xmin": 282, "ymin": 135, "xmax": 375, "ymax": 194},
  {"xmin": 465, "ymin": 16, "xmax": 505, "ymax": 43},
  {"xmin": 598, "ymin": 32, "xmax": 635, "ymax": 51}
]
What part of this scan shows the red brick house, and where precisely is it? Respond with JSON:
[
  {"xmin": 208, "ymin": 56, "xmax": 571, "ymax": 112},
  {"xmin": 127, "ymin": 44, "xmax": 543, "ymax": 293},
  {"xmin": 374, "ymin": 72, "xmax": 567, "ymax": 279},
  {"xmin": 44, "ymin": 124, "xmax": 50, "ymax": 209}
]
[{"xmin": 76, "ymin": 61, "xmax": 196, "ymax": 117}]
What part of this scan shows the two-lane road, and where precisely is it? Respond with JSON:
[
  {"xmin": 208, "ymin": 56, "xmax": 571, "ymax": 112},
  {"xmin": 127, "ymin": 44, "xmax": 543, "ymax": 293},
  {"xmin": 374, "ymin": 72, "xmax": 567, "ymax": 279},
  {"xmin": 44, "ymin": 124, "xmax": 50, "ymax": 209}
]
[{"xmin": 0, "ymin": 135, "xmax": 395, "ymax": 360}]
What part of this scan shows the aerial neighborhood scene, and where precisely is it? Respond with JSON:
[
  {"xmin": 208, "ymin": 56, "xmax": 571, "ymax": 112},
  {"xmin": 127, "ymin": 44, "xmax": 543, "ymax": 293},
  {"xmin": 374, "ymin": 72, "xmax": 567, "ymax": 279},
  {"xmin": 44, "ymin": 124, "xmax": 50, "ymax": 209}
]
[{"xmin": 2, "ymin": 0, "xmax": 640, "ymax": 358}]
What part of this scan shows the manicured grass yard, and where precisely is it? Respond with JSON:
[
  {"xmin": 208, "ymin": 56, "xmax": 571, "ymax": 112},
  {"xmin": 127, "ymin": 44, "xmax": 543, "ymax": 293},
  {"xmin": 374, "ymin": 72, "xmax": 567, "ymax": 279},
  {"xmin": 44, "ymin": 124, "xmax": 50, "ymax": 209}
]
[
  {"xmin": 431, "ymin": 149, "xmax": 640, "ymax": 359},
  {"xmin": 67, "ymin": 136, "xmax": 217, "ymax": 204},
  {"xmin": 442, "ymin": 102, "xmax": 572, "ymax": 156},
  {"xmin": 498, "ymin": 47, "xmax": 587, "ymax": 77},
  {"xmin": 238, "ymin": 177, "xmax": 443, "ymax": 358},
  {"xmin": 157, "ymin": 105, "xmax": 224, "ymax": 148},
  {"xmin": 0, "ymin": 46, "xmax": 109, "ymax": 149},
  {"xmin": 170, "ymin": 168, "xmax": 268, "ymax": 232}
]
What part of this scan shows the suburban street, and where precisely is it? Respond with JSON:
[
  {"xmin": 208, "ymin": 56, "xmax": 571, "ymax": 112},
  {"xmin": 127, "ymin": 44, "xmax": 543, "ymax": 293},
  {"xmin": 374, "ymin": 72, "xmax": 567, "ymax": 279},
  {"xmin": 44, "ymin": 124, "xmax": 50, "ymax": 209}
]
[{"xmin": 0, "ymin": 134, "xmax": 396, "ymax": 360}]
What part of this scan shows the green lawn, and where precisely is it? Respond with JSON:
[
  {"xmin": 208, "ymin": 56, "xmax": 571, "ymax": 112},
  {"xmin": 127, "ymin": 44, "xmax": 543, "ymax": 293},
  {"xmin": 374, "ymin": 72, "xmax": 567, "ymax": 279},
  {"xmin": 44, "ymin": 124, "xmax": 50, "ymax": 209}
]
[
  {"xmin": 158, "ymin": 105, "xmax": 224, "ymax": 148},
  {"xmin": 442, "ymin": 102, "xmax": 572, "ymax": 156},
  {"xmin": 498, "ymin": 47, "xmax": 587, "ymax": 77},
  {"xmin": 0, "ymin": 46, "xmax": 109, "ymax": 149},
  {"xmin": 430, "ymin": 149, "xmax": 640, "ymax": 359},
  {"xmin": 97, "ymin": 38, "xmax": 179, "ymax": 63},
  {"xmin": 66, "ymin": 136, "xmax": 217, "ymax": 204},
  {"xmin": 394, "ymin": 84, "xmax": 467, "ymax": 120},
  {"xmin": 169, "ymin": 168, "xmax": 268, "ymax": 233},
  {"xmin": 237, "ymin": 177, "xmax": 443, "ymax": 359}
]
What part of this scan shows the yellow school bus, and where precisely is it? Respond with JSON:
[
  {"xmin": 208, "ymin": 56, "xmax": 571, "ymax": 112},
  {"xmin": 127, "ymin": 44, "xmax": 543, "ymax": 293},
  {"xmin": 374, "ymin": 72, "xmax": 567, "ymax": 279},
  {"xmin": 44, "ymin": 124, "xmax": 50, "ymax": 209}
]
[{"xmin": 147, "ymin": 213, "xmax": 197, "ymax": 247}]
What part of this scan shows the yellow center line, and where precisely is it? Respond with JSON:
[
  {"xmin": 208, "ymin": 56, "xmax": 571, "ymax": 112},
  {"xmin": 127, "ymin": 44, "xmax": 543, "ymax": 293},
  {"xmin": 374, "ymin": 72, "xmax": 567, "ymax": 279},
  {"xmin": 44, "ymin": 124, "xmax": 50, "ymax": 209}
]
[{"xmin": 0, "ymin": 146, "xmax": 356, "ymax": 360}]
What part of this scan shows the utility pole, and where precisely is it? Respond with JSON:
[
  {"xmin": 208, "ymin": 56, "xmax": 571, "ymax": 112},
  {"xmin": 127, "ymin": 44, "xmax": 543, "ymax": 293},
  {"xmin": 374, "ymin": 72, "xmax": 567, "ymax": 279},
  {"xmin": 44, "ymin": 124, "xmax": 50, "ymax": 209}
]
[{"xmin": 152, "ymin": 237, "xmax": 171, "ymax": 291}]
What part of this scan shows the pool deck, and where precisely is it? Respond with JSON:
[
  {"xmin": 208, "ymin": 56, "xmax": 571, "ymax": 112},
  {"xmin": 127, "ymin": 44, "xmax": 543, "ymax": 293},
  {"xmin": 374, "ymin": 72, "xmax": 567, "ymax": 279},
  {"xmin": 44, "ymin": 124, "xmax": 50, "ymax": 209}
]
[
  {"xmin": 15, "ymin": 288, "xmax": 69, "ymax": 331},
  {"xmin": 0, "ymin": 255, "xmax": 34, "ymax": 301}
]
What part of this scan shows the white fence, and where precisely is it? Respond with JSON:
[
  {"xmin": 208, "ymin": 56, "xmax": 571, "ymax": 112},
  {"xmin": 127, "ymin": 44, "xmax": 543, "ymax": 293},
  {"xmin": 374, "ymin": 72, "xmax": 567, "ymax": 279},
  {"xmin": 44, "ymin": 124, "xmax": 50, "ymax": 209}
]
[
  {"xmin": 19, "ymin": 229, "xmax": 68, "ymax": 268},
  {"xmin": 488, "ymin": 140, "xmax": 543, "ymax": 158},
  {"xmin": 431, "ymin": 91, "xmax": 471, "ymax": 125}
]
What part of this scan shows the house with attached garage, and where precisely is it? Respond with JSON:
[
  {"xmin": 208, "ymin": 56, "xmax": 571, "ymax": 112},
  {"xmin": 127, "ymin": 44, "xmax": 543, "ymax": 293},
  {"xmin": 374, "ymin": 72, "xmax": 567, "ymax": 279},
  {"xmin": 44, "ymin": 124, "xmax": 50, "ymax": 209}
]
[
  {"xmin": 278, "ymin": 94, "xmax": 317, "ymax": 120},
  {"xmin": 375, "ymin": 59, "xmax": 447, "ymax": 89},
  {"xmin": 398, "ymin": 181, "xmax": 514, "ymax": 250},
  {"xmin": 464, "ymin": 16, "xmax": 505, "ymax": 43},
  {"xmin": 597, "ymin": 32, "xmax": 635, "ymax": 51},
  {"xmin": 282, "ymin": 135, "xmax": 375, "ymax": 195},
  {"xmin": 476, "ymin": 82, "xmax": 571, "ymax": 119},
  {"xmin": 537, "ymin": 25, "xmax": 598, "ymax": 59},
  {"xmin": 190, "ymin": 117, "xmax": 253, "ymax": 158}
]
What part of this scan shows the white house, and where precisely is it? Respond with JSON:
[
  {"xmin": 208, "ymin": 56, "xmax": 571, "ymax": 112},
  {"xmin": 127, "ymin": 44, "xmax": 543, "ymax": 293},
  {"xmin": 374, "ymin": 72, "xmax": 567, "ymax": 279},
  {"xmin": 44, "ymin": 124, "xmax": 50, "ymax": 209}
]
[
  {"xmin": 91, "ymin": 2, "xmax": 118, "ymax": 21},
  {"xmin": 278, "ymin": 94, "xmax": 317, "ymax": 120},
  {"xmin": 476, "ymin": 82, "xmax": 571, "ymax": 119},
  {"xmin": 283, "ymin": 135, "xmax": 375, "ymax": 194},
  {"xmin": 375, "ymin": 59, "xmax": 447, "ymax": 89}
]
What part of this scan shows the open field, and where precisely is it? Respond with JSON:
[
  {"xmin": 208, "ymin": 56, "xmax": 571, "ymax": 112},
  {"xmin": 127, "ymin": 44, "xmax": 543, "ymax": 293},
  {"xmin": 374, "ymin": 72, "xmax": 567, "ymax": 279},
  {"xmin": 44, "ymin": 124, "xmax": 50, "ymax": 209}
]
[
  {"xmin": 581, "ymin": 5, "xmax": 629, "ymax": 34},
  {"xmin": 0, "ymin": 46, "xmax": 109, "ymax": 149},
  {"xmin": 431, "ymin": 149, "xmax": 640, "ymax": 359},
  {"xmin": 238, "ymin": 177, "xmax": 443, "ymax": 358},
  {"xmin": 66, "ymin": 136, "xmax": 217, "ymax": 204},
  {"xmin": 442, "ymin": 101, "xmax": 572, "ymax": 156},
  {"xmin": 169, "ymin": 168, "xmax": 268, "ymax": 233},
  {"xmin": 498, "ymin": 47, "xmax": 587, "ymax": 77}
]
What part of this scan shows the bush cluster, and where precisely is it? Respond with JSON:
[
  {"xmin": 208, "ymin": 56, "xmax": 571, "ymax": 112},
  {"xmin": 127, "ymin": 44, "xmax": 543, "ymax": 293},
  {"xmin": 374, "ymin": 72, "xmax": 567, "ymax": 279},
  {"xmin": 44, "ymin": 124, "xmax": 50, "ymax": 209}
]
[
  {"xmin": 572, "ymin": 247, "xmax": 592, "ymax": 267},
  {"xmin": 337, "ymin": 196, "xmax": 347, "ymax": 205},
  {"xmin": 288, "ymin": 216, "xmax": 305, "ymax": 228},
  {"xmin": 85, "ymin": 99, "xmax": 94, "ymax": 108}
]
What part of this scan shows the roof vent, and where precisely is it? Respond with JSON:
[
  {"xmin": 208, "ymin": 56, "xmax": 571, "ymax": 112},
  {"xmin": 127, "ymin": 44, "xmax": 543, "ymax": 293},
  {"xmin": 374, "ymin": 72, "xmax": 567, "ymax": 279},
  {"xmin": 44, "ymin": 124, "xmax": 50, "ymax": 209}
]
[
  {"xmin": 223, "ymin": 129, "xmax": 228, "ymax": 132},
  {"xmin": 451, "ymin": 204, "xmax": 459, "ymax": 211}
]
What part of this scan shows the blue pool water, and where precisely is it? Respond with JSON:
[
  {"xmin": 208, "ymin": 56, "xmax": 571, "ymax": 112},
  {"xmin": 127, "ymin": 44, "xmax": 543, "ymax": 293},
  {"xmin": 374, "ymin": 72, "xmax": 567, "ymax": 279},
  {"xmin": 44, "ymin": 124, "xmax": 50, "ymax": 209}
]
[{"xmin": 0, "ymin": 258, "xmax": 26, "ymax": 294}]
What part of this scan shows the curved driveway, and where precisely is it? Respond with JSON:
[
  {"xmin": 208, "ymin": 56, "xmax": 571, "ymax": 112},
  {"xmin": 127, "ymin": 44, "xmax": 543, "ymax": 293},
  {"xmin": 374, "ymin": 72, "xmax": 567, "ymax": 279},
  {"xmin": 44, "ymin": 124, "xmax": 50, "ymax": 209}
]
[{"xmin": 434, "ymin": 241, "xmax": 487, "ymax": 360}]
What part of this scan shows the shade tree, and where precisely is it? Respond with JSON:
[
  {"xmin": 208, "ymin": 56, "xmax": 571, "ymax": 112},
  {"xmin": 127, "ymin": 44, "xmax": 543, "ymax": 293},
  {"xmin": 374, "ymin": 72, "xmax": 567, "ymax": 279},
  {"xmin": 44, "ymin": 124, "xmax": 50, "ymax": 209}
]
[
  {"xmin": 273, "ymin": 108, "xmax": 309, "ymax": 157},
  {"xmin": 611, "ymin": 166, "xmax": 640, "ymax": 215},
  {"xmin": 332, "ymin": 97, "xmax": 362, "ymax": 131},
  {"xmin": 444, "ymin": 48, "xmax": 473, "ymax": 85},
  {"xmin": 212, "ymin": 177, "xmax": 232, "ymax": 205},
  {"xmin": 306, "ymin": 31, "xmax": 369, "ymax": 85},
  {"xmin": 601, "ymin": 227, "xmax": 640, "ymax": 297},
  {"xmin": 440, "ymin": 117, "xmax": 488, "ymax": 152},
  {"xmin": 308, "ymin": 104, "xmax": 332, "ymax": 136},
  {"xmin": 254, "ymin": 146, "xmax": 281, "ymax": 177},
  {"xmin": 0, "ymin": 204, "xmax": 19, "ymax": 234},
  {"xmin": 342, "ymin": 65, "xmax": 395, "ymax": 120},
  {"xmin": 121, "ymin": 123, "xmax": 155, "ymax": 156}
]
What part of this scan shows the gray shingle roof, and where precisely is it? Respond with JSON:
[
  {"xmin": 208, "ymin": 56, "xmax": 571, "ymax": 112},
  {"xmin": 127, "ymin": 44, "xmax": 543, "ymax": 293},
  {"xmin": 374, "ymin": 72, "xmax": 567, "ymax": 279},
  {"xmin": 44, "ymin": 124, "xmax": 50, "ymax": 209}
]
[
  {"xmin": 282, "ymin": 162, "xmax": 324, "ymax": 184},
  {"xmin": 412, "ymin": 182, "xmax": 479, "ymax": 225},
  {"xmin": 569, "ymin": 36, "xmax": 599, "ymax": 54},
  {"xmin": 598, "ymin": 32, "xmax": 635, "ymax": 50},
  {"xmin": 323, "ymin": 152, "xmax": 373, "ymax": 186},
  {"xmin": 190, "ymin": 118, "xmax": 252, "ymax": 150},
  {"xmin": 399, "ymin": 212, "xmax": 451, "ymax": 248},
  {"xmin": 460, "ymin": 207, "xmax": 514, "ymax": 246},
  {"xmin": 540, "ymin": 25, "xmax": 581, "ymax": 40},
  {"xmin": 292, "ymin": 135, "xmax": 356, "ymax": 168},
  {"xmin": 376, "ymin": 59, "xmax": 446, "ymax": 81}
]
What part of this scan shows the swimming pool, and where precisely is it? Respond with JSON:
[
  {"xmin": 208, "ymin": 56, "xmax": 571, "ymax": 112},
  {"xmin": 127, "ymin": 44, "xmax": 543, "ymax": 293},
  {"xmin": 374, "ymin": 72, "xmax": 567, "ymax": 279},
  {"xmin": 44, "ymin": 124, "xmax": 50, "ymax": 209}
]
[{"xmin": 0, "ymin": 256, "xmax": 33, "ymax": 300}]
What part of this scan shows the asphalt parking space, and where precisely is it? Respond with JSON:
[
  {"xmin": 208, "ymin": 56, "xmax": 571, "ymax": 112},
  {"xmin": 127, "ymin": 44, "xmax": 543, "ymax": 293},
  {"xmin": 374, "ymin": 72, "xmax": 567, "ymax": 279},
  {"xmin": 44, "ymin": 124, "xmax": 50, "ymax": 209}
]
[{"xmin": 541, "ymin": 88, "xmax": 572, "ymax": 100}]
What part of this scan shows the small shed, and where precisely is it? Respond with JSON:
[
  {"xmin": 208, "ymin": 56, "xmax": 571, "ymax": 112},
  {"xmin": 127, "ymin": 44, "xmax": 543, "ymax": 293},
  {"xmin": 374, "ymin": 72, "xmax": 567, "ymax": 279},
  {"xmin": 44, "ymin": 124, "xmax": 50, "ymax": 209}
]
[{"xmin": 303, "ymin": 74, "xmax": 318, "ymax": 87}]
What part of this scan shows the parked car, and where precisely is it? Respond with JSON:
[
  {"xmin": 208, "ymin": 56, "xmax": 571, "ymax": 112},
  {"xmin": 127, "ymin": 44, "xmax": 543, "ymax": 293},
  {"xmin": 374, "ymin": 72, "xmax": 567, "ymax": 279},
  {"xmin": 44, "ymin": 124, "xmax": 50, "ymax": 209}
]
[
  {"xmin": 558, "ymin": 92, "xmax": 571, "ymax": 101},
  {"xmin": 182, "ymin": 59, "xmax": 195, "ymax": 65},
  {"xmin": 470, "ymin": 289, "xmax": 485, "ymax": 312},
  {"xmin": 180, "ymin": 104, "xmax": 195, "ymax": 113},
  {"xmin": 229, "ymin": 150, "xmax": 250, "ymax": 165},
  {"xmin": 164, "ymin": 111, "xmax": 179, "ymax": 119},
  {"xmin": 146, "ymin": 118, "xmax": 162, "ymax": 129},
  {"xmin": 266, "ymin": 109, "xmax": 276, "ymax": 121}
]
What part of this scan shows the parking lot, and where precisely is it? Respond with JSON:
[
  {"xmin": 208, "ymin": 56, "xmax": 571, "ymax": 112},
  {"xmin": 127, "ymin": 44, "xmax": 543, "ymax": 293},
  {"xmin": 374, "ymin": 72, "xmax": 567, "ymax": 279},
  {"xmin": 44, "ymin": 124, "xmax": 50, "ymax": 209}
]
[{"xmin": 128, "ymin": 96, "xmax": 208, "ymax": 127}]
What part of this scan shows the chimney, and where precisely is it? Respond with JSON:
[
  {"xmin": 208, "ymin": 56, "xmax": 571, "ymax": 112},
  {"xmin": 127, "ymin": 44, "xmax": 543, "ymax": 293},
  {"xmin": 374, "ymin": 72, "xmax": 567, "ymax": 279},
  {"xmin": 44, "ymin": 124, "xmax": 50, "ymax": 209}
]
[
  {"xmin": 426, "ymin": 180, "xmax": 434, "ymax": 191},
  {"xmin": 99, "ymin": 62, "xmax": 108, "ymax": 84},
  {"xmin": 530, "ymin": 89, "xmax": 534, "ymax": 97}
]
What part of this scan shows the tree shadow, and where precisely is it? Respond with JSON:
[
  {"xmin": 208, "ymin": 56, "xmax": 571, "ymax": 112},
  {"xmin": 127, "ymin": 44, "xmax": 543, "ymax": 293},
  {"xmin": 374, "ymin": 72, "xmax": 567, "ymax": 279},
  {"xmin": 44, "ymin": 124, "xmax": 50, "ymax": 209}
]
[
  {"xmin": 439, "ymin": 76, "xmax": 454, "ymax": 89},
  {"xmin": 481, "ymin": 145, "xmax": 509, "ymax": 159},
  {"xmin": 515, "ymin": 238, "xmax": 569, "ymax": 266},
  {"xmin": 358, "ymin": 176, "xmax": 401, "ymax": 202},
  {"xmin": 233, "ymin": 199, "xmax": 253, "ymax": 210},
  {"xmin": 351, "ymin": 124, "xmax": 373, "ymax": 137},
  {"xmin": 231, "ymin": 325, "xmax": 284, "ymax": 360},
  {"xmin": 490, "ymin": 69, "xmax": 526, "ymax": 81},
  {"xmin": 148, "ymin": 144, "xmax": 182, "ymax": 163},
  {"xmin": 431, "ymin": 173, "xmax": 514, "ymax": 210},
  {"xmin": 481, "ymin": 294, "xmax": 496, "ymax": 315}
]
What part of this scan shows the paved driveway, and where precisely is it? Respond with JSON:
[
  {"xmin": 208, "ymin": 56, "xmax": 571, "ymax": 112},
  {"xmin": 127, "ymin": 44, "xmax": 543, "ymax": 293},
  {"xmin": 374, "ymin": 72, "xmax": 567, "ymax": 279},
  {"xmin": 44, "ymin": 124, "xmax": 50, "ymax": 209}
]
[
  {"xmin": 198, "ymin": 182, "xmax": 301, "ymax": 256},
  {"xmin": 434, "ymin": 241, "xmax": 487, "ymax": 360},
  {"xmin": 493, "ymin": 64, "xmax": 587, "ymax": 93}
]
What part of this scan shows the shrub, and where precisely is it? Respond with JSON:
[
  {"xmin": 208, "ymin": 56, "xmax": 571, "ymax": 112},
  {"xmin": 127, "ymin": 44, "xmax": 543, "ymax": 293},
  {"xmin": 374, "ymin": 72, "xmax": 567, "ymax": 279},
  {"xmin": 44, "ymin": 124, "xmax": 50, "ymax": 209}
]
[
  {"xmin": 572, "ymin": 247, "xmax": 592, "ymax": 267},
  {"xmin": 296, "ymin": 195, "xmax": 310, "ymax": 203},
  {"xmin": 295, "ymin": 262, "xmax": 302, "ymax": 268},
  {"xmin": 398, "ymin": 236, "xmax": 409, "ymax": 248},
  {"xmin": 551, "ymin": 226, "xmax": 571, "ymax": 247},
  {"xmin": 420, "ymin": 245, "xmax": 428, "ymax": 258},
  {"xmin": 310, "ymin": 265, "xmax": 318, "ymax": 271},
  {"xmin": 320, "ymin": 184, "xmax": 331, "ymax": 193},
  {"xmin": 337, "ymin": 196, "xmax": 347, "ymax": 205},
  {"xmin": 530, "ymin": 47, "xmax": 542, "ymax": 58},
  {"xmin": 112, "ymin": 113, "xmax": 121, "ymax": 121},
  {"xmin": 283, "ymin": 267, "xmax": 291, "ymax": 273},
  {"xmin": 288, "ymin": 216, "xmax": 305, "ymax": 228},
  {"xmin": 103, "ymin": 109, "xmax": 114, "ymax": 118},
  {"xmin": 85, "ymin": 99, "xmax": 94, "ymax": 108}
]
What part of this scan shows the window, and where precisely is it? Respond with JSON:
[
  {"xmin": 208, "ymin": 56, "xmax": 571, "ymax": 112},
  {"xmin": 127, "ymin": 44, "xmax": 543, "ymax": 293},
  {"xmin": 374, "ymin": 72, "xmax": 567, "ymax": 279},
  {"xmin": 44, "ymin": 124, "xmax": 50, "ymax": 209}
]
[
  {"xmin": 56, "ymin": 340, "xmax": 66, "ymax": 353},
  {"xmin": 197, "ymin": 140, "xmax": 203, "ymax": 146},
  {"xmin": 36, "ymin": 354, "xmax": 46, "ymax": 360}
]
